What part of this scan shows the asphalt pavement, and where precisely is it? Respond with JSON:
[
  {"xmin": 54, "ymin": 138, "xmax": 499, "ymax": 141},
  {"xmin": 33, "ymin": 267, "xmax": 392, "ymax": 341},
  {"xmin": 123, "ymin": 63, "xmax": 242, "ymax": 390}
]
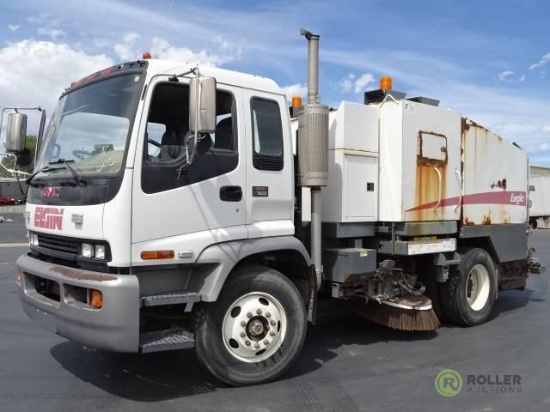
[{"xmin": 0, "ymin": 217, "xmax": 549, "ymax": 412}]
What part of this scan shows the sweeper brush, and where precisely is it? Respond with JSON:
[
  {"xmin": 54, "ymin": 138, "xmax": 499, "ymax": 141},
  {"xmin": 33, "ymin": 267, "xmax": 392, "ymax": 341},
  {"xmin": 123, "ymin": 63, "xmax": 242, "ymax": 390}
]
[{"xmin": 361, "ymin": 295, "xmax": 440, "ymax": 331}]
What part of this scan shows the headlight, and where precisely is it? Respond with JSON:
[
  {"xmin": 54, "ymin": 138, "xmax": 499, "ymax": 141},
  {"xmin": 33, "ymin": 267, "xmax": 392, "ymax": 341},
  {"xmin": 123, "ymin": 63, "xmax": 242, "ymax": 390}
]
[
  {"xmin": 94, "ymin": 244, "xmax": 106, "ymax": 260},
  {"xmin": 81, "ymin": 243, "xmax": 94, "ymax": 258},
  {"xmin": 29, "ymin": 232, "xmax": 39, "ymax": 246}
]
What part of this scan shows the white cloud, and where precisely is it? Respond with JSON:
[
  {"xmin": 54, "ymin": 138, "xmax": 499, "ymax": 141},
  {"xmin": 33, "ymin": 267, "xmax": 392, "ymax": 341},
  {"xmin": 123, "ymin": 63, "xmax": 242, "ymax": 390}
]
[
  {"xmin": 0, "ymin": 40, "xmax": 112, "ymax": 137},
  {"xmin": 339, "ymin": 73, "xmax": 375, "ymax": 94},
  {"xmin": 519, "ymin": 75, "xmax": 526, "ymax": 82},
  {"xmin": 27, "ymin": 14, "xmax": 66, "ymax": 41},
  {"xmin": 354, "ymin": 73, "xmax": 375, "ymax": 93},
  {"xmin": 280, "ymin": 83, "xmax": 307, "ymax": 102},
  {"xmin": 37, "ymin": 27, "xmax": 66, "ymax": 41},
  {"xmin": 340, "ymin": 74, "xmax": 355, "ymax": 93},
  {"xmin": 529, "ymin": 53, "xmax": 550, "ymax": 71},
  {"xmin": 151, "ymin": 37, "xmax": 234, "ymax": 66},
  {"xmin": 542, "ymin": 125, "xmax": 550, "ymax": 134},
  {"xmin": 8, "ymin": 24, "xmax": 20, "ymax": 33},
  {"xmin": 111, "ymin": 32, "xmax": 238, "ymax": 66},
  {"xmin": 498, "ymin": 70, "xmax": 514, "ymax": 81},
  {"xmin": 113, "ymin": 32, "xmax": 141, "ymax": 61}
]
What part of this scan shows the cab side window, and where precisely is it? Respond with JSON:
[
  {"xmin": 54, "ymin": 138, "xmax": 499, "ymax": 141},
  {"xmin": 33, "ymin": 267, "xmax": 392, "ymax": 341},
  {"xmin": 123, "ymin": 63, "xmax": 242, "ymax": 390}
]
[
  {"xmin": 142, "ymin": 82, "xmax": 238, "ymax": 194},
  {"xmin": 251, "ymin": 97, "xmax": 284, "ymax": 171}
]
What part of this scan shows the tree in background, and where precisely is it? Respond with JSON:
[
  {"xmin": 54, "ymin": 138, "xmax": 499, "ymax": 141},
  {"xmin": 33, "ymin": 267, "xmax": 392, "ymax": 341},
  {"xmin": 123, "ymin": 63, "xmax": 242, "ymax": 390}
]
[{"xmin": 0, "ymin": 135, "xmax": 37, "ymax": 177}]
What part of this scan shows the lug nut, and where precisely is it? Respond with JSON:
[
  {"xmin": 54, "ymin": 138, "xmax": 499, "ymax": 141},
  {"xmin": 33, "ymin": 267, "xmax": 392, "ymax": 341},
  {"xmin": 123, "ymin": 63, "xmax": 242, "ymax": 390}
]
[
  {"xmin": 245, "ymin": 340, "xmax": 251, "ymax": 346},
  {"xmin": 240, "ymin": 332, "xmax": 246, "ymax": 338},
  {"xmin": 240, "ymin": 321, "xmax": 247, "ymax": 327},
  {"xmin": 270, "ymin": 320, "xmax": 276, "ymax": 326},
  {"xmin": 263, "ymin": 339, "xmax": 269, "ymax": 345},
  {"xmin": 270, "ymin": 331, "xmax": 276, "ymax": 336},
  {"xmin": 247, "ymin": 312, "xmax": 253, "ymax": 318},
  {"xmin": 265, "ymin": 312, "xmax": 271, "ymax": 318},
  {"xmin": 256, "ymin": 309, "xmax": 262, "ymax": 315},
  {"xmin": 254, "ymin": 343, "xmax": 260, "ymax": 349}
]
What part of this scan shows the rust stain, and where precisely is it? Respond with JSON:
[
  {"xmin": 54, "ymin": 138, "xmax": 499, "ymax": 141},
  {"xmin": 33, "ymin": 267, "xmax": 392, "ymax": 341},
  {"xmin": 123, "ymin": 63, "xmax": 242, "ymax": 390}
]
[
  {"xmin": 461, "ymin": 117, "xmax": 471, "ymax": 133},
  {"xmin": 463, "ymin": 216, "xmax": 475, "ymax": 226},
  {"xmin": 490, "ymin": 179, "xmax": 508, "ymax": 190},
  {"xmin": 481, "ymin": 214, "xmax": 491, "ymax": 225},
  {"xmin": 49, "ymin": 265, "xmax": 117, "ymax": 282},
  {"xmin": 413, "ymin": 163, "xmax": 447, "ymax": 221},
  {"xmin": 412, "ymin": 130, "xmax": 450, "ymax": 221},
  {"xmin": 417, "ymin": 131, "xmax": 448, "ymax": 166}
]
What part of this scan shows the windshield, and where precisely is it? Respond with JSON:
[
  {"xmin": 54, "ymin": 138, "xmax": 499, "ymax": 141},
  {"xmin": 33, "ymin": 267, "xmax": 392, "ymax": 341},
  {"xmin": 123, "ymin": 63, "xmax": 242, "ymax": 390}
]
[{"xmin": 35, "ymin": 73, "xmax": 144, "ymax": 177}]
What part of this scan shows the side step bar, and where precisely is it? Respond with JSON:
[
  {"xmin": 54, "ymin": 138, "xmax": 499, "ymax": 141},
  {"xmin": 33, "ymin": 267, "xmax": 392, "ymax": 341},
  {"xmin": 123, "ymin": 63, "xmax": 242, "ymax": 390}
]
[{"xmin": 140, "ymin": 327, "xmax": 195, "ymax": 353}]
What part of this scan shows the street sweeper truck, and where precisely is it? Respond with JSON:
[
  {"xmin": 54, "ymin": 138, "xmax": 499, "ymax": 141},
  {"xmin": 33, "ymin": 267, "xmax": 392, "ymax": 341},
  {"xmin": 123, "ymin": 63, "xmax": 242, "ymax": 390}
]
[{"xmin": 11, "ymin": 29, "xmax": 543, "ymax": 386}]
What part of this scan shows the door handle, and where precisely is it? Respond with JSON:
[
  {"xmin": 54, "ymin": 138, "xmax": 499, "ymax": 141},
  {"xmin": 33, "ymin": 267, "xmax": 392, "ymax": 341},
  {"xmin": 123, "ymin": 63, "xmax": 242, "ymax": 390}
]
[{"xmin": 220, "ymin": 186, "xmax": 242, "ymax": 202}]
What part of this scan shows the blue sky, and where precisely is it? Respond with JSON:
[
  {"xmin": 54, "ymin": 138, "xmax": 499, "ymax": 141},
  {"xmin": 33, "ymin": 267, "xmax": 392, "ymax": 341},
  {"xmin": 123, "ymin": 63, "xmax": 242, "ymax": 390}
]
[{"xmin": 1, "ymin": 0, "xmax": 550, "ymax": 164}]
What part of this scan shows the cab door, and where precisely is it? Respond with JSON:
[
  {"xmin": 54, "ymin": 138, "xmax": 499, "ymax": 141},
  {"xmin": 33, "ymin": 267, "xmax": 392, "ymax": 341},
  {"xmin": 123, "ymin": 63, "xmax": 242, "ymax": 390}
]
[
  {"xmin": 131, "ymin": 78, "xmax": 247, "ymax": 259},
  {"xmin": 242, "ymin": 90, "xmax": 294, "ymax": 238}
]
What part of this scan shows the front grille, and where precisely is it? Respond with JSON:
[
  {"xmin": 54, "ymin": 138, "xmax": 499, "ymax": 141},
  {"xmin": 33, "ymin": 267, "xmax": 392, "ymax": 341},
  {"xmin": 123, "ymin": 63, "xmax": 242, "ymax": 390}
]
[{"xmin": 36, "ymin": 233, "xmax": 80, "ymax": 260}]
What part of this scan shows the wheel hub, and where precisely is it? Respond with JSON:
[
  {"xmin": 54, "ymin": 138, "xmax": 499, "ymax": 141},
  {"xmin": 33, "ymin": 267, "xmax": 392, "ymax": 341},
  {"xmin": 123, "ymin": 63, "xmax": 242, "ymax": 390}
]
[{"xmin": 247, "ymin": 317, "xmax": 268, "ymax": 339}]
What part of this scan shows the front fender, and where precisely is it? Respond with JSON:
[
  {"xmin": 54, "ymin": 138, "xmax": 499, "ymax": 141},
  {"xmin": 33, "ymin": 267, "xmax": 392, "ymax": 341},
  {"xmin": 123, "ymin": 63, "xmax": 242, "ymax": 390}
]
[{"xmin": 189, "ymin": 236, "xmax": 312, "ymax": 302}]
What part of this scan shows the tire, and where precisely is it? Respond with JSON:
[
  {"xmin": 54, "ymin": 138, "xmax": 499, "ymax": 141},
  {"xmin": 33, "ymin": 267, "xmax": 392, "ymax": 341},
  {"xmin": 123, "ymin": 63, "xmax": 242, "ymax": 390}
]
[
  {"xmin": 529, "ymin": 218, "xmax": 538, "ymax": 229},
  {"xmin": 194, "ymin": 265, "xmax": 307, "ymax": 386},
  {"xmin": 440, "ymin": 248, "xmax": 496, "ymax": 326}
]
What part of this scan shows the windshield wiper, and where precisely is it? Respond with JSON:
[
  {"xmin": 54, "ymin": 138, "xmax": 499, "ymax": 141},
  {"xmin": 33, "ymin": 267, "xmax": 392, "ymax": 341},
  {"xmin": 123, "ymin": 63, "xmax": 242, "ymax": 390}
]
[
  {"xmin": 25, "ymin": 165, "xmax": 57, "ymax": 187},
  {"xmin": 49, "ymin": 159, "xmax": 87, "ymax": 187}
]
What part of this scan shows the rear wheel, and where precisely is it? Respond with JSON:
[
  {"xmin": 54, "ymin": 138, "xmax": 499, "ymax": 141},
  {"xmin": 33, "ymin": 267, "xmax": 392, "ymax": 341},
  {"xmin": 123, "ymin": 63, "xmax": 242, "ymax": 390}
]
[
  {"xmin": 440, "ymin": 248, "xmax": 496, "ymax": 326},
  {"xmin": 195, "ymin": 265, "xmax": 307, "ymax": 386}
]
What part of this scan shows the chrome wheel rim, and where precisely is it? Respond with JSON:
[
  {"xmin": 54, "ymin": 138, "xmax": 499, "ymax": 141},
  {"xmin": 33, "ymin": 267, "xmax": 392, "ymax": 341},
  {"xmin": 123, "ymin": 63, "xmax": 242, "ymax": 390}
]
[{"xmin": 222, "ymin": 292, "xmax": 287, "ymax": 362}]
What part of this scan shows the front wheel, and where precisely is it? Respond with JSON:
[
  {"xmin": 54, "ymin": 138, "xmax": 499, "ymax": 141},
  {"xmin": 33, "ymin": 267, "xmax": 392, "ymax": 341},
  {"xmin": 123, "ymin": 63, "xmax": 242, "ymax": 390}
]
[
  {"xmin": 194, "ymin": 265, "xmax": 307, "ymax": 386},
  {"xmin": 440, "ymin": 248, "xmax": 497, "ymax": 326}
]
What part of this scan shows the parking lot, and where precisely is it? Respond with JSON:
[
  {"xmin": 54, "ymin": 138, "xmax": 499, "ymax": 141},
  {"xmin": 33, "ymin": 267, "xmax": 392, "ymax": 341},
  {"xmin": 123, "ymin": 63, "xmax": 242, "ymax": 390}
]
[{"xmin": 1, "ymin": 212, "xmax": 549, "ymax": 411}]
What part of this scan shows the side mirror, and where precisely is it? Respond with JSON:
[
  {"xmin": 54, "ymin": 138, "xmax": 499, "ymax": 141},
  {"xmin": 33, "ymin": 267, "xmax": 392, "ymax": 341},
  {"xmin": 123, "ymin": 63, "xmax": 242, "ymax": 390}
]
[
  {"xmin": 189, "ymin": 76, "xmax": 216, "ymax": 133},
  {"xmin": 5, "ymin": 113, "xmax": 27, "ymax": 153}
]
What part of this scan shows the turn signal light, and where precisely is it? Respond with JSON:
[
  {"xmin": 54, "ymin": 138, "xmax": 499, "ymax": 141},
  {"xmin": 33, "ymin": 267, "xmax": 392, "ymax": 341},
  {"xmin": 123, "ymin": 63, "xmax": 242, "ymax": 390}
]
[
  {"xmin": 141, "ymin": 250, "xmax": 175, "ymax": 260},
  {"xmin": 142, "ymin": 52, "xmax": 152, "ymax": 59},
  {"xmin": 90, "ymin": 289, "xmax": 103, "ymax": 309}
]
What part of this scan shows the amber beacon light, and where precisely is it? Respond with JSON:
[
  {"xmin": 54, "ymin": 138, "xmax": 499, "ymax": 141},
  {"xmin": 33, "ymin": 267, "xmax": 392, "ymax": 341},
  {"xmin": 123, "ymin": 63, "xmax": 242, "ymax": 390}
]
[
  {"xmin": 292, "ymin": 96, "xmax": 303, "ymax": 108},
  {"xmin": 379, "ymin": 76, "xmax": 393, "ymax": 90}
]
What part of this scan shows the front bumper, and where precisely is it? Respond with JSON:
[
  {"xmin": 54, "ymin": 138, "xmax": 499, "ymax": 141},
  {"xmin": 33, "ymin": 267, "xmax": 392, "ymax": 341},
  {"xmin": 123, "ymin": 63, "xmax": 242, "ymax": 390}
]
[{"xmin": 16, "ymin": 254, "xmax": 140, "ymax": 352}]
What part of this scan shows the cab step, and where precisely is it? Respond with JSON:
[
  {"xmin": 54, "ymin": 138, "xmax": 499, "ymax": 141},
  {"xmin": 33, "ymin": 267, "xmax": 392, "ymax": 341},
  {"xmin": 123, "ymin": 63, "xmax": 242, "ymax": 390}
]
[
  {"xmin": 141, "ymin": 292, "xmax": 200, "ymax": 307},
  {"xmin": 139, "ymin": 327, "xmax": 195, "ymax": 353}
]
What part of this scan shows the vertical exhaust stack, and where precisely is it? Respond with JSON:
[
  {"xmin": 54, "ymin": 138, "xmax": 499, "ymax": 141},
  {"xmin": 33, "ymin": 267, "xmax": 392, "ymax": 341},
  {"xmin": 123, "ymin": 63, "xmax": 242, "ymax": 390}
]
[{"xmin": 298, "ymin": 29, "xmax": 329, "ymax": 289}]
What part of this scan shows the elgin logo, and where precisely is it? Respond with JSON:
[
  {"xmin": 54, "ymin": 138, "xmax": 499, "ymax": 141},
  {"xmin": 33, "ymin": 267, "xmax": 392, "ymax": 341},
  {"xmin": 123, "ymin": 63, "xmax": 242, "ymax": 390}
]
[
  {"xmin": 35, "ymin": 207, "xmax": 64, "ymax": 230},
  {"xmin": 510, "ymin": 192, "xmax": 526, "ymax": 206}
]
